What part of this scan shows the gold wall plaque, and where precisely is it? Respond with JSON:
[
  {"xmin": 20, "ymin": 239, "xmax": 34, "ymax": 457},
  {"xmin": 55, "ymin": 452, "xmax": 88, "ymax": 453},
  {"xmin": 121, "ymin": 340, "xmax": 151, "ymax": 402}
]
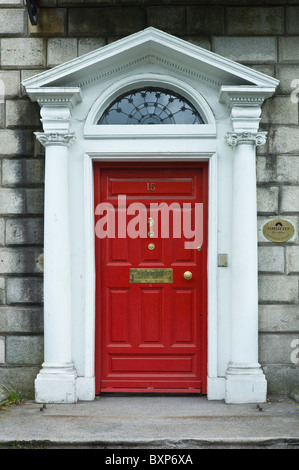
[
  {"xmin": 130, "ymin": 268, "xmax": 173, "ymax": 283},
  {"xmin": 262, "ymin": 219, "xmax": 295, "ymax": 243}
]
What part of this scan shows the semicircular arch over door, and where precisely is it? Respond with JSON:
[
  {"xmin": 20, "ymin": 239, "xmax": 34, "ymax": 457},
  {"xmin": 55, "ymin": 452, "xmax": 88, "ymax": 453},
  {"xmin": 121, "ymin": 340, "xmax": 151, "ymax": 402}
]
[{"xmin": 97, "ymin": 87, "xmax": 205, "ymax": 125}]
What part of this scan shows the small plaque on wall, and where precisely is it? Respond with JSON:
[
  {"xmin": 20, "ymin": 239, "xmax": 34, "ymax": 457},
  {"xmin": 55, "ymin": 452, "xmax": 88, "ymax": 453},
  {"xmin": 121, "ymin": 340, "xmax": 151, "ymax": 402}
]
[{"xmin": 262, "ymin": 219, "xmax": 295, "ymax": 243}]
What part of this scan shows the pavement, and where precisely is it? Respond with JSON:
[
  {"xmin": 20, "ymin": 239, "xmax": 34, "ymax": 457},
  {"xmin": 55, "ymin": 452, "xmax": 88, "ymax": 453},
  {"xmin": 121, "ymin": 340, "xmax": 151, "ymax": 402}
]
[{"xmin": 0, "ymin": 394, "xmax": 298, "ymax": 449}]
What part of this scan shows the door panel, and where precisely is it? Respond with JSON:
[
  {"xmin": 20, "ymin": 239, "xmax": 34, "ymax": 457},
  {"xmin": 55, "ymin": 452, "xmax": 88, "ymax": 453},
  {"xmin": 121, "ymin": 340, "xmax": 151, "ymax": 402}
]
[
  {"xmin": 109, "ymin": 288, "xmax": 130, "ymax": 343},
  {"xmin": 172, "ymin": 288, "xmax": 195, "ymax": 344},
  {"xmin": 140, "ymin": 288, "xmax": 163, "ymax": 344},
  {"xmin": 94, "ymin": 163, "xmax": 208, "ymax": 393}
]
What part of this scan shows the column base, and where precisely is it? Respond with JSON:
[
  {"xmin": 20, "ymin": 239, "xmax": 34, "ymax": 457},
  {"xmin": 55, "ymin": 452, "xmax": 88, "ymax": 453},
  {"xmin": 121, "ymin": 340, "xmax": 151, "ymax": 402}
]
[
  {"xmin": 35, "ymin": 362, "xmax": 77, "ymax": 404},
  {"xmin": 76, "ymin": 377, "xmax": 95, "ymax": 401},
  {"xmin": 225, "ymin": 362, "xmax": 267, "ymax": 404},
  {"xmin": 207, "ymin": 376, "xmax": 225, "ymax": 400}
]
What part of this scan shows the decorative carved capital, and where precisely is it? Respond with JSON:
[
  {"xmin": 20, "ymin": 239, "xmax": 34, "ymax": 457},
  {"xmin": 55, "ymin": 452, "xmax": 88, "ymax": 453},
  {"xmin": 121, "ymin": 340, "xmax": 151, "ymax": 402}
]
[
  {"xmin": 35, "ymin": 132, "xmax": 76, "ymax": 148},
  {"xmin": 225, "ymin": 131, "xmax": 267, "ymax": 147},
  {"xmin": 255, "ymin": 133, "xmax": 268, "ymax": 146}
]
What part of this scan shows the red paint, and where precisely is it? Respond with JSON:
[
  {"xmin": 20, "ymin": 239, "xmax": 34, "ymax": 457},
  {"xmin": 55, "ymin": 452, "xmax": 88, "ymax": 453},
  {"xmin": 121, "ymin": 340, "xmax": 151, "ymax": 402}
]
[{"xmin": 94, "ymin": 162, "xmax": 208, "ymax": 394}]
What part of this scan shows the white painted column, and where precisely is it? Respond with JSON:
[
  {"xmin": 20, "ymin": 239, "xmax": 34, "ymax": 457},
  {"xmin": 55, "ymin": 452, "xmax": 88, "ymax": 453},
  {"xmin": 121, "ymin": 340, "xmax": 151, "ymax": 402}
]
[
  {"xmin": 30, "ymin": 93, "xmax": 82, "ymax": 403},
  {"xmin": 34, "ymin": 132, "xmax": 77, "ymax": 403},
  {"xmin": 225, "ymin": 103, "xmax": 268, "ymax": 403}
]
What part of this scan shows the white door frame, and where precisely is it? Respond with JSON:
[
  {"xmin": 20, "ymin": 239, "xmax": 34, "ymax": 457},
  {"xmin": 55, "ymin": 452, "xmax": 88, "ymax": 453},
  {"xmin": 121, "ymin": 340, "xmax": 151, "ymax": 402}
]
[{"xmin": 82, "ymin": 147, "xmax": 218, "ymax": 400}]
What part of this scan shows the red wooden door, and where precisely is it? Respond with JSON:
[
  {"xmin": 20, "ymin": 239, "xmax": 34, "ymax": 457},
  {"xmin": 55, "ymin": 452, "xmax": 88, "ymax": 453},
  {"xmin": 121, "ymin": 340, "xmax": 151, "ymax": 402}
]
[{"xmin": 94, "ymin": 163, "xmax": 208, "ymax": 394}]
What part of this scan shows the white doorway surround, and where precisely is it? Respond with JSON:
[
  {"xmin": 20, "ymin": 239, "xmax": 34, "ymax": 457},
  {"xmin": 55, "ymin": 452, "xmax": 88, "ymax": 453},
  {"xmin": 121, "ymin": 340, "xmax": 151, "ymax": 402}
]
[{"xmin": 22, "ymin": 27, "xmax": 279, "ymax": 404}]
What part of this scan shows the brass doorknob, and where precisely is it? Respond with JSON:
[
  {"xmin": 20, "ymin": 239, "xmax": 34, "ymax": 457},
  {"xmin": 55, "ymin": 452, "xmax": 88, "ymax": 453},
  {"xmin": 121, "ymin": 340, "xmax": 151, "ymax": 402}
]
[{"xmin": 184, "ymin": 271, "xmax": 192, "ymax": 280}]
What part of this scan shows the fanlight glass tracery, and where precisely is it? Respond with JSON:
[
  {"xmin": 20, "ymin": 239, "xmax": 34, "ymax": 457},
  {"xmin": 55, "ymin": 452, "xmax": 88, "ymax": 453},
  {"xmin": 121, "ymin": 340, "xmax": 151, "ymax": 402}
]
[{"xmin": 97, "ymin": 88, "xmax": 205, "ymax": 125}]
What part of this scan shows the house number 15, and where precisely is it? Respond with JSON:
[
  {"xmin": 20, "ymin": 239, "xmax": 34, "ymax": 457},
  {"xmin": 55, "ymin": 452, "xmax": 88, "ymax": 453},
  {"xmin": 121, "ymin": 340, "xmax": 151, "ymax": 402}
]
[{"xmin": 147, "ymin": 183, "xmax": 156, "ymax": 191}]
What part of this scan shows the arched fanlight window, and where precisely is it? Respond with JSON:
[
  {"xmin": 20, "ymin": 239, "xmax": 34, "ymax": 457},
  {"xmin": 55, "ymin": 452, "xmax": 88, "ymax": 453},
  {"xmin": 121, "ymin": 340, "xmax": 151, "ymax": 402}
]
[{"xmin": 97, "ymin": 87, "xmax": 205, "ymax": 125}]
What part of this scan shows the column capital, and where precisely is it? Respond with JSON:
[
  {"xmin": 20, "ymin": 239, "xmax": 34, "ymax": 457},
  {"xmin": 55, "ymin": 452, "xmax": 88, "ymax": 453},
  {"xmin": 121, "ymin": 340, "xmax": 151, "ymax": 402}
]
[
  {"xmin": 35, "ymin": 131, "xmax": 76, "ymax": 148},
  {"xmin": 25, "ymin": 88, "xmax": 82, "ymax": 136},
  {"xmin": 225, "ymin": 131, "xmax": 267, "ymax": 147},
  {"xmin": 26, "ymin": 88, "xmax": 82, "ymax": 111},
  {"xmin": 219, "ymin": 86, "xmax": 275, "ymax": 151},
  {"xmin": 219, "ymin": 86, "xmax": 276, "ymax": 109}
]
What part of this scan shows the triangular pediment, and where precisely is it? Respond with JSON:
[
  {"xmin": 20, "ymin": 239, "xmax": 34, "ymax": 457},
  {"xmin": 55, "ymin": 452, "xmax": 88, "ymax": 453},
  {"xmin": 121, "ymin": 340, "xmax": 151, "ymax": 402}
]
[{"xmin": 22, "ymin": 27, "xmax": 279, "ymax": 92}]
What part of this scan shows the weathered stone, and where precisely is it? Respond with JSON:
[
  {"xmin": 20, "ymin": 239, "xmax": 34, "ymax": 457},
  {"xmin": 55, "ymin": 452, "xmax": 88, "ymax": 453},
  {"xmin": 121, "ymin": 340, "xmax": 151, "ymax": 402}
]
[
  {"xmin": 78, "ymin": 38, "xmax": 105, "ymax": 56},
  {"xmin": 0, "ymin": 366, "xmax": 40, "ymax": 398},
  {"xmin": 257, "ymin": 186, "xmax": 279, "ymax": 214},
  {"xmin": 281, "ymin": 186, "xmax": 299, "ymax": 213},
  {"xmin": 6, "ymin": 100, "xmax": 41, "ymax": 128},
  {"xmin": 36, "ymin": 253, "xmax": 44, "ymax": 272},
  {"xmin": 268, "ymin": 126, "xmax": 299, "ymax": 154},
  {"xmin": 259, "ymin": 333, "xmax": 299, "ymax": 364},
  {"xmin": 286, "ymin": 246, "xmax": 299, "ymax": 274},
  {"xmin": 0, "ymin": 130, "xmax": 34, "ymax": 156},
  {"xmin": 6, "ymin": 218, "xmax": 44, "ymax": 245},
  {"xmin": 59, "ymin": 0, "xmax": 111, "ymax": 4},
  {"xmin": 259, "ymin": 304, "xmax": 299, "ymax": 333},
  {"xmin": 289, "ymin": 387, "xmax": 299, "ymax": 403},
  {"xmin": 0, "ymin": 277, "xmax": 5, "ymax": 305},
  {"xmin": 147, "ymin": 7, "xmax": 185, "ymax": 35},
  {"xmin": 0, "ymin": 307, "xmax": 43, "ymax": 333},
  {"xmin": 20, "ymin": 70, "xmax": 45, "ymax": 97},
  {"xmin": 0, "ymin": 337, "xmax": 5, "ymax": 364},
  {"xmin": 0, "ymin": 188, "xmax": 26, "ymax": 215},
  {"xmin": 258, "ymin": 246, "xmax": 284, "ymax": 273},
  {"xmin": 0, "ymin": 189, "xmax": 42, "ymax": 215},
  {"xmin": 26, "ymin": 189, "xmax": 44, "ymax": 214},
  {"xmin": 250, "ymin": 64, "xmax": 275, "ymax": 78},
  {"xmin": 28, "ymin": 8, "xmax": 67, "ymax": 37},
  {"xmin": 257, "ymin": 155, "xmax": 299, "ymax": 184},
  {"xmin": 68, "ymin": 7, "xmax": 145, "ymax": 36},
  {"xmin": 0, "ymin": 219, "xmax": 4, "ymax": 246},
  {"xmin": 0, "ymin": 104, "xmax": 5, "ymax": 128},
  {"xmin": 261, "ymin": 96, "xmax": 298, "ymax": 125},
  {"xmin": 256, "ymin": 155, "xmax": 276, "ymax": 184},
  {"xmin": 258, "ymin": 274, "xmax": 298, "ymax": 303},
  {"xmin": 277, "ymin": 65, "xmax": 299, "ymax": 94},
  {"xmin": 39, "ymin": 0, "xmax": 57, "ymax": 6},
  {"xmin": 2, "ymin": 159, "xmax": 44, "ymax": 186},
  {"xmin": 276, "ymin": 156, "xmax": 299, "ymax": 184},
  {"xmin": 47, "ymin": 38, "xmax": 78, "ymax": 67},
  {"xmin": 262, "ymin": 364, "xmax": 299, "ymax": 396},
  {"xmin": 0, "ymin": 386, "xmax": 8, "ymax": 403},
  {"xmin": 1, "ymin": 38, "xmax": 45, "ymax": 68},
  {"xmin": 213, "ymin": 36, "xmax": 277, "ymax": 63},
  {"xmin": 0, "ymin": 247, "xmax": 43, "ymax": 274},
  {"xmin": 279, "ymin": 37, "xmax": 299, "ymax": 63},
  {"xmin": 6, "ymin": 336, "xmax": 43, "ymax": 365},
  {"xmin": 6, "ymin": 277, "xmax": 43, "ymax": 304},
  {"xmin": 227, "ymin": 7, "xmax": 284, "ymax": 35},
  {"xmin": 0, "ymin": 71, "xmax": 20, "ymax": 100},
  {"xmin": 187, "ymin": 6, "xmax": 224, "ymax": 35},
  {"xmin": 183, "ymin": 37, "xmax": 211, "ymax": 50},
  {"xmin": 0, "ymin": 0, "xmax": 24, "ymax": 5},
  {"xmin": 286, "ymin": 6, "xmax": 299, "ymax": 34},
  {"xmin": 0, "ymin": 8, "xmax": 26, "ymax": 36}
]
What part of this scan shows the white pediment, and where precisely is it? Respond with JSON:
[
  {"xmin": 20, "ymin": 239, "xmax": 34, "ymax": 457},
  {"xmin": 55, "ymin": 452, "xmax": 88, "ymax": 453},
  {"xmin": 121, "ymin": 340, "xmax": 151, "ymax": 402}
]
[{"xmin": 22, "ymin": 27, "xmax": 279, "ymax": 93}]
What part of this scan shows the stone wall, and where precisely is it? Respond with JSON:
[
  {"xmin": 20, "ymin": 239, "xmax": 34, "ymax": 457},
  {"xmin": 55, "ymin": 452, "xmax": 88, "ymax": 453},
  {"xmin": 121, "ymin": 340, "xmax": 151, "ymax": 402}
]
[{"xmin": 0, "ymin": 0, "xmax": 298, "ymax": 397}]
